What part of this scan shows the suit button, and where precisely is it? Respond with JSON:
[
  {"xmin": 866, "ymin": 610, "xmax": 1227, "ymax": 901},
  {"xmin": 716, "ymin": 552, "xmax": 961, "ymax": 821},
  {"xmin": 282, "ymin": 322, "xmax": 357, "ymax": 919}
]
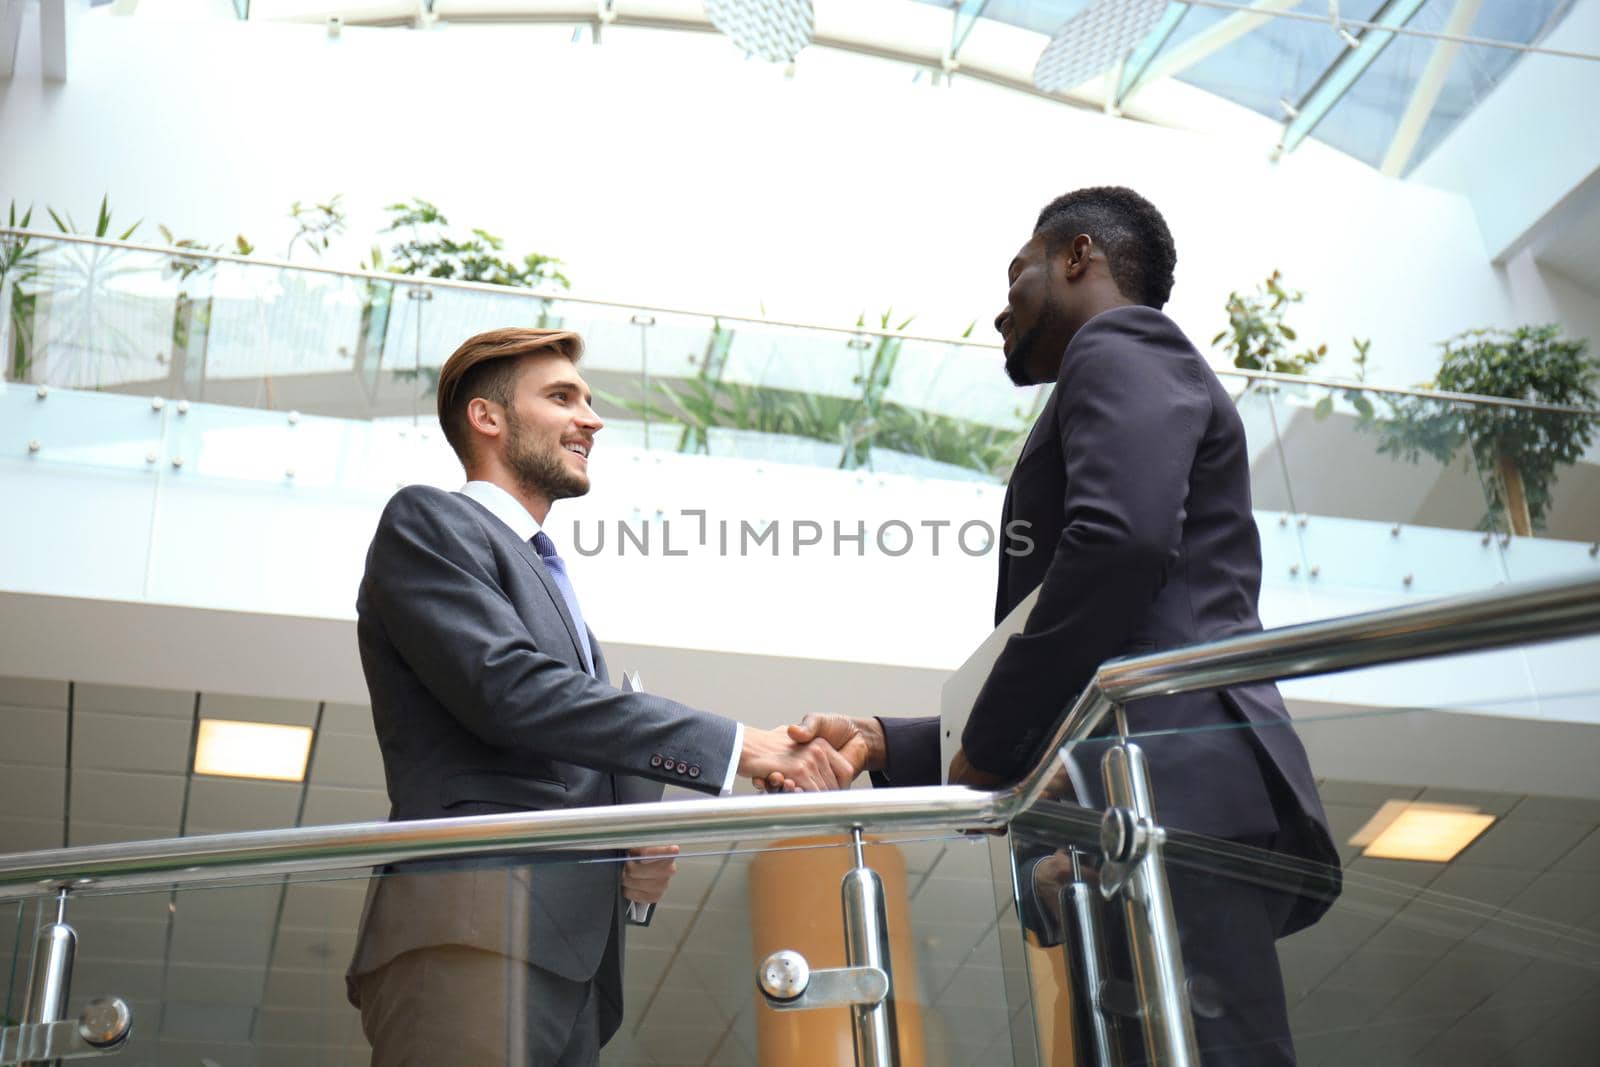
[
  {"xmin": 675, "ymin": 761, "xmax": 688, "ymax": 774},
  {"xmin": 649, "ymin": 755, "xmax": 663, "ymax": 768},
  {"xmin": 688, "ymin": 766, "xmax": 700, "ymax": 779}
]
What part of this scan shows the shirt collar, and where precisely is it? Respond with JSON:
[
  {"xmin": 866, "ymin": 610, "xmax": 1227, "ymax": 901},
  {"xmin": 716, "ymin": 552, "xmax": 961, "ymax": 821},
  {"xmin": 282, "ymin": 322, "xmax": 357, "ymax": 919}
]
[{"xmin": 460, "ymin": 481, "xmax": 543, "ymax": 543}]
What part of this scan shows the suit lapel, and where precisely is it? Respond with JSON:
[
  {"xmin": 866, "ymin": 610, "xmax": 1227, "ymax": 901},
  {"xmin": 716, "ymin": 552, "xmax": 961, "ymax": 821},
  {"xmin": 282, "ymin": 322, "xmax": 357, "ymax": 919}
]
[
  {"xmin": 456, "ymin": 495, "xmax": 590, "ymax": 669},
  {"xmin": 507, "ymin": 536, "xmax": 591, "ymax": 669},
  {"xmin": 1013, "ymin": 387, "xmax": 1060, "ymax": 468}
]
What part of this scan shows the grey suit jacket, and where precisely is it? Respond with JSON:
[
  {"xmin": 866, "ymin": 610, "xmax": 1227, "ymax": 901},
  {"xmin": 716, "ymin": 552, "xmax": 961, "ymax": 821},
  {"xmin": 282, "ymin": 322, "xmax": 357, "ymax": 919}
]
[
  {"xmin": 964, "ymin": 306, "xmax": 1338, "ymax": 933},
  {"xmin": 346, "ymin": 486, "xmax": 736, "ymax": 1034}
]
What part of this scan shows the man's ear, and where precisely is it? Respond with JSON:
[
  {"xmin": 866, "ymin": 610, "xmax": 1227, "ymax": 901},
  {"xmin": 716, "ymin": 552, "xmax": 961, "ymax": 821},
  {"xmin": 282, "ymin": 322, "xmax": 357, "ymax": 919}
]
[
  {"xmin": 465, "ymin": 397, "xmax": 504, "ymax": 443},
  {"xmin": 1062, "ymin": 234, "xmax": 1095, "ymax": 280}
]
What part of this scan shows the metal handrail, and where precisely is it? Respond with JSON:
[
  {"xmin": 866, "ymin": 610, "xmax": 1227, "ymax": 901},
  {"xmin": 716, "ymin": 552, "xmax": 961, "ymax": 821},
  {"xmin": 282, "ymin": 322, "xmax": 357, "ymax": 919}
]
[
  {"xmin": 3, "ymin": 227, "xmax": 1596, "ymax": 416},
  {"xmin": 0, "ymin": 571, "xmax": 1595, "ymax": 901}
]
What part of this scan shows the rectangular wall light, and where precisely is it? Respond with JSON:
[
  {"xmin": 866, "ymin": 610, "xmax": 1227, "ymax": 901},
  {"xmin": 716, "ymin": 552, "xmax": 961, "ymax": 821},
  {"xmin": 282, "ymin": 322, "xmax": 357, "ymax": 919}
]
[
  {"xmin": 193, "ymin": 718, "xmax": 313, "ymax": 782},
  {"xmin": 1350, "ymin": 800, "xmax": 1495, "ymax": 863}
]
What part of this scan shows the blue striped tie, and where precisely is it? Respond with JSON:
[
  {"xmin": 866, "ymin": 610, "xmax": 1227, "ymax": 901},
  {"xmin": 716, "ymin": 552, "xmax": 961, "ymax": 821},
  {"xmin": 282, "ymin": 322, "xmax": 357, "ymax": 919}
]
[{"xmin": 532, "ymin": 531, "xmax": 595, "ymax": 676}]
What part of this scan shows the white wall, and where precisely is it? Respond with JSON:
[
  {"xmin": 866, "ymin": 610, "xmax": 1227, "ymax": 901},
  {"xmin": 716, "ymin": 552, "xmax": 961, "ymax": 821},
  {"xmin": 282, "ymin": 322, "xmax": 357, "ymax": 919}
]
[
  {"xmin": 1411, "ymin": 0, "xmax": 1600, "ymax": 263},
  {"xmin": 0, "ymin": 7, "xmax": 1588, "ymax": 386}
]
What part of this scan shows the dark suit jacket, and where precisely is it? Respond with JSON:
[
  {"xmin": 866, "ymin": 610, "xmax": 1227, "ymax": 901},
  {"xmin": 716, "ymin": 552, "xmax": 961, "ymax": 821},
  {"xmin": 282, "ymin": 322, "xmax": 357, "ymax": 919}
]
[
  {"xmin": 891, "ymin": 307, "xmax": 1338, "ymax": 933},
  {"xmin": 345, "ymin": 486, "xmax": 735, "ymax": 1040}
]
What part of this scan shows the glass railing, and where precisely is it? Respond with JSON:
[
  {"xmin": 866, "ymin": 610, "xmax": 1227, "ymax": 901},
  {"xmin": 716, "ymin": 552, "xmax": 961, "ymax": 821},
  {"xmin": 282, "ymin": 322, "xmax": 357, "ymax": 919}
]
[
  {"xmin": 5, "ymin": 230, "xmax": 1596, "ymax": 586},
  {"xmin": 12, "ymin": 228, "xmax": 1592, "ymax": 518},
  {"xmin": 0, "ymin": 575, "xmax": 1595, "ymax": 1065},
  {"xmin": 0, "ymin": 832, "xmax": 1034, "ymax": 1066}
]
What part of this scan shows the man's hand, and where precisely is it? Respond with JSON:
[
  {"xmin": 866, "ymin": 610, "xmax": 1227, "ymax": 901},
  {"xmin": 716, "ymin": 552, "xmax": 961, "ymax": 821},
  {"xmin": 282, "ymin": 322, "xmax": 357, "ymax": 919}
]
[
  {"xmin": 737, "ymin": 726, "xmax": 853, "ymax": 792},
  {"xmin": 622, "ymin": 845, "xmax": 679, "ymax": 906},
  {"xmin": 754, "ymin": 714, "xmax": 884, "ymax": 792},
  {"xmin": 947, "ymin": 746, "xmax": 1004, "ymax": 788}
]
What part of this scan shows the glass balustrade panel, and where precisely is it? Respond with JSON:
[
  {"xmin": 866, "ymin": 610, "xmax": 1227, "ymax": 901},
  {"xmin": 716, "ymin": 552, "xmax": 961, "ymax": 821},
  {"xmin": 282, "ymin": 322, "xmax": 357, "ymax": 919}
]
[
  {"xmin": 0, "ymin": 383, "xmax": 168, "ymax": 601},
  {"xmin": 1461, "ymin": 406, "xmax": 1600, "ymax": 581},
  {"xmin": 5, "ymin": 238, "xmax": 184, "ymax": 395},
  {"xmin": 1015, "ymin": 676, "xmax": 1600, "ymax": 1067},
  {"xmin": 0, "ymin": 826, "xmax": 1043, "ymax": 1067},
  {"xmin": 1264, "ymin": 382, "xmax": 1514, "ymax": 607},
  {"xmin": 1228, "ymin": 380, "xmax": 1312, "ymax": 620}
]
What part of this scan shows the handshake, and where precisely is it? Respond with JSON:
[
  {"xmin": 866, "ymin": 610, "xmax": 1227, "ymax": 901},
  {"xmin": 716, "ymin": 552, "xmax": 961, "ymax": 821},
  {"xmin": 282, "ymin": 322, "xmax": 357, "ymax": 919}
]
[{"xmin": 736, "ymin": 714, "xmax": 883, "ymax": 793}]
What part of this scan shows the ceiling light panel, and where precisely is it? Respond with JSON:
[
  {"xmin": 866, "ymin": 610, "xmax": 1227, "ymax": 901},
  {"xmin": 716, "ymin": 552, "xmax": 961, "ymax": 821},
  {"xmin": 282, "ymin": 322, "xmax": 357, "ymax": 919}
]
[
  {"xmin": 1033, "ymin": 0, "xmax": 1169, "ymax": 95},
  {"xmin": 193, "ymin": 718, "xmax": 314, "ymax": 783},
  {"xmin": 705, "ymin": 0, "xmax": 814, "ymax": 63},
  {"xmin": 1352, "ymin": 800, "xmax": 1495, "ymax": 863}
]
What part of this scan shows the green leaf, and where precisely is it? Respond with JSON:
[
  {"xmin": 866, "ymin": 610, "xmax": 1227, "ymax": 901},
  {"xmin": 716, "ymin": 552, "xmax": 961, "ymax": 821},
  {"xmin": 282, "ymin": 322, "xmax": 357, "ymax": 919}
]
[
  {"xmin": 1313, "ymin": 396, "xmax": 1333, "ymax": 419},
  {"xmin": 1279, "ymin": 325, "xmax": 1297, "ymax": 341}
]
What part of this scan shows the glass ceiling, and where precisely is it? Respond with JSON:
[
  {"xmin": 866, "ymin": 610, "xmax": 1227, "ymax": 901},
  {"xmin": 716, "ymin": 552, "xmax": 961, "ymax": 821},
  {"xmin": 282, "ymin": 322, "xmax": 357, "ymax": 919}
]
[{"xmin": 918, "ymin": 0, "xmax": 1578, "ymax": 175}]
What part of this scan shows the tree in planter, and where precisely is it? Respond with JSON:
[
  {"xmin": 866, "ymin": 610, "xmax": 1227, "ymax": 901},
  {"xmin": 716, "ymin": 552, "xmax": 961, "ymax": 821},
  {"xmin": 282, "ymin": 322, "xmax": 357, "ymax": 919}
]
[
  {"xmin": 286, "ymin": 195, "xmax": 346, "ymax": 261},
  {"xmin": 1373, "ymin": 325, "xmax": 1597, "ymax": 536},
  {"xmin": 378, "ymin": 198, "xmax": 570, "ymax": 289},
  {"xmin": 379, "ymin": 198, "xmax": 571, "ymax": 399},
  {"xmin": 1213, "ymin": 270, "xmax": 1327, "ymax": 376}
]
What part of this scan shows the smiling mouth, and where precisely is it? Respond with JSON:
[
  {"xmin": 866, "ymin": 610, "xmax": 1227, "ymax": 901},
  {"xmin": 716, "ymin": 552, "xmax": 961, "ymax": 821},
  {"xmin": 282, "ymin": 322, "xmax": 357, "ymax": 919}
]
[{"xmin": 564, "ymin": 441, "xmax": 590, "ymax": 460}]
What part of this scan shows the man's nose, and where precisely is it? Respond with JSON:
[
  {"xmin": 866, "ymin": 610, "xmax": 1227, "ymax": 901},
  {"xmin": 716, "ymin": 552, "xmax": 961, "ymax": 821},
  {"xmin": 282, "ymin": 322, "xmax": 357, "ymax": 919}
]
[
  {"xmin": 994, "ymin": 308, "xmax": 1010, "ymax": 334},
  {"xmin": 578, "ymin": 404, "xmax": 604, "ymax": 432}
]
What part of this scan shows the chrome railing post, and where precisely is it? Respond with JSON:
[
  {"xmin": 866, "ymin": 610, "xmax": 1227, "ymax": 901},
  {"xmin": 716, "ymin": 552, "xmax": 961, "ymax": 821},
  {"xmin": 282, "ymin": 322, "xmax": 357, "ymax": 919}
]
[
  {"xmin": 20, "ymin": 893, "xmax": 76, "ymax": 1067},
  {"xmin": 0, "ymin": 890, "xmax": 134, "ymax": 1065},
  {"xmin": 841, "ymin": 828, "xmax": 899, "ymax": 1067},
  {"xmin": 1060, "ymin": 847, "xmax": 1124, "ymax": 1067},
  {"xmin": 1099, "ymin": 741, "xmax": 1199, "ymax": 1067},
  {"xmin": 754, "ymin": 828, "xmax": 901, "ymax": 1066}
]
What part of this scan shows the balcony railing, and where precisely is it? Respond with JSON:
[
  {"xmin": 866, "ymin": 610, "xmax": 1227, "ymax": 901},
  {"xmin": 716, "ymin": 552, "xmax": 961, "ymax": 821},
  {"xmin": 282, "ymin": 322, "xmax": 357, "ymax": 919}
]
[
  {"xmin": 0, "ymin": 571, "xmax": 1594, "ymax": 1066},
  {"xmin": 4, "ymin": 227, "xmax": 1596, "ymax": 527}
]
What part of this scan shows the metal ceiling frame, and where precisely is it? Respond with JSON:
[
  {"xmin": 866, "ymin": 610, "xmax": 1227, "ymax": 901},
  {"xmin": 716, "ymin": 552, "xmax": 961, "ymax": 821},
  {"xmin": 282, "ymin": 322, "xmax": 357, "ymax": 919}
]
[
  {"xmin": 1119, "ymin": 0, "xmax": 1302, "ymax": 106},
  {"xmin": 1115, "ymin": 1, "xmax": 1192, "ymax": 109},
  {"xmin": 1379, "ymin": 0, "xmax": 1485, "ymax": 175},
  {"xmin": 1279, "ymin": 0, "xmax": 1428, "ymax": 155}
]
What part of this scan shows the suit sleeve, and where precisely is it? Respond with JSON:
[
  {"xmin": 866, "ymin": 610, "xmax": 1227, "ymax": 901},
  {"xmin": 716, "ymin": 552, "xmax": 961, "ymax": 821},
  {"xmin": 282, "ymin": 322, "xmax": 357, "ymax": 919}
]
[
  {"xmin": 960, "ymin": 332, "xmax": 1211, "ymax": 777},
  {"xmin": 869, "ymin": 716, "xmax": 942, "ymax": 788},
  {"xmin": 363, "ymin": 489, "xmax": 738, "ymax": 793}
]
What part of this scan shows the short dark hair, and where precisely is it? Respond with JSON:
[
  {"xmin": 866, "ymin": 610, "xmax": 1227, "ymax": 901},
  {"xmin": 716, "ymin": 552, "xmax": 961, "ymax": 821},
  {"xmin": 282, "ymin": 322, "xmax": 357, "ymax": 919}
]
[
  {"xmin": 436, "ymin": 328, "xmax": 584, "ymax": 464},
  {"xmin": 1034, "ymin": 187, "xmax": 1177, "ymax": 309}
]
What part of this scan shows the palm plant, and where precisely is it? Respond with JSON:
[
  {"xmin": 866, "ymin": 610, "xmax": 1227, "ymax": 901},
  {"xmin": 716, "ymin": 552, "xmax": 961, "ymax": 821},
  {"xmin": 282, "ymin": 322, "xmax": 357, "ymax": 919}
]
[
  {"xmin": 36, "ymin": 196, "xmax": 151, "ymax": 388},
  {"xmin": 1, "ymin": 202, "xmax": 42, "ymax": 382}
]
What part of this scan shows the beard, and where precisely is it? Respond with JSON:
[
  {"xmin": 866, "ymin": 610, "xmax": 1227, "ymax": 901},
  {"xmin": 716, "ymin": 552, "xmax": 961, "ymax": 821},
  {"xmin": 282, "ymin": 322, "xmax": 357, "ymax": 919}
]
[
  {"xmin": 1002, "ymin": 304, "xmax": 1069, "ymax": 386},
  {"xmin": 504, "ymin": 408, "xmax": 590, "ymax": 502}
]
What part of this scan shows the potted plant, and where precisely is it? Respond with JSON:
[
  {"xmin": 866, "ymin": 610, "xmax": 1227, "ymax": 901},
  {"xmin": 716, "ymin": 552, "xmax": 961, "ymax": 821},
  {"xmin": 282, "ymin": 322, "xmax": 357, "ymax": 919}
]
[
  {"xmin": 1374, "ymin": 325, "xmax": 1597, "ymax": 536},
  {"xmin": 1, "ymin": 202, "xmax": 41, "ymax": 383}
]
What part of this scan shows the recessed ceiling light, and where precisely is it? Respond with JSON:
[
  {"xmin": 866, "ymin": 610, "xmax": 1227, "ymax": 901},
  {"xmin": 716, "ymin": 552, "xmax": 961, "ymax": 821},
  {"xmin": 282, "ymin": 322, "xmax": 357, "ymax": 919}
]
[
  {"xmin": 193, "ymin": 719, "xmax": 313, "ymax": 782},
  {"xmin": 1350, "ymin": 800, "xmax": 1494, "ymax": 863}
]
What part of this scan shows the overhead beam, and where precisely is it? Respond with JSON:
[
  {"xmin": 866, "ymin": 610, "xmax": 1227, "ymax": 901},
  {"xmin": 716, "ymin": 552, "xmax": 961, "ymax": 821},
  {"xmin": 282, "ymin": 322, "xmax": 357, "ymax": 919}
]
[
  {"xmin": 1116, "ymin": 1, "xmax": 1190, "ymax": 108},
  {"xmin": 1380, "ymin": 0, "xmax": 1485, "ymax": 176},
  {"xmin": 1123, "ymin": 0, "xmax": 1299, "ymax": 104},
  {"xmin": 1, "ymin": 0, "xmax": 24, "ymax": 79},
  {"xmin": 947, "ymin": 0, "xmax": 988, "ymax": 64},
  {"xmin": 1280, "ymin": 0, "xmax": 1428, "ymax": 155},
  {"xmin": 40, "ymin": 0, "xmax": 64, "ymax": 81}
]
